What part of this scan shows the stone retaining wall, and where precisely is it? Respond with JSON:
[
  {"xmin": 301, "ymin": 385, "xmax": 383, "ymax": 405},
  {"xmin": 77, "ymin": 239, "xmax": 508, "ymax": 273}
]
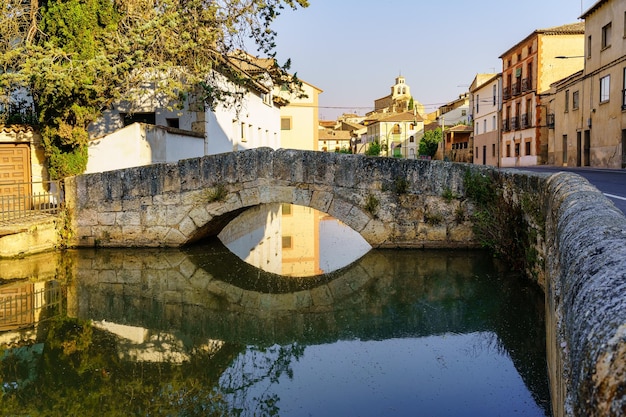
[{"xmin": 63, "ymin": 148, "xmax": 626, "ymax": 416}]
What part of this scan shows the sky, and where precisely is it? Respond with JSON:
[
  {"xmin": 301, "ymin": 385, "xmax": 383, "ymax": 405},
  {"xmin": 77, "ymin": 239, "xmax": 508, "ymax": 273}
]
[{"xmin": 268, "ymin": 0, "xmax": 598, "ymax": 120}]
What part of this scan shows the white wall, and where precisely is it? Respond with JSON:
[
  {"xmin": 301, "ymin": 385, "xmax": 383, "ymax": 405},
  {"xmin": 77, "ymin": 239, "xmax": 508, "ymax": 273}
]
[
  {"xmin": 206, "ymin": 88, "xmax": 281, "ymax": 154},
  {"xmin": 86, "ymin": 123, "xmax": 204, "ymax": 173}
]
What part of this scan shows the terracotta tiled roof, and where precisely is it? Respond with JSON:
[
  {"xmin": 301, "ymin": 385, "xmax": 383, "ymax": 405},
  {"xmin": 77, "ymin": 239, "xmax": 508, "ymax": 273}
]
[
  {"xmin": 0, "ymin": 124, "xmax": 35, "ymax": 134},
  {"xmin": 319, "ymin": 129, "xmax": 351, "ymax": 140},
  {"xmin": 500, "ymin": 21, "xmax": 585, "ymax": 58},
  {"xmin": 448, "ymin": 124, "xmax": 473, "ymax": 132},
  {"xmin": 378, "ymin": 111, "xmax": 424, "ymax": 123},
  {"xmin": 538, "ymin": 22, "xmax": 585, "ymax": 35}
]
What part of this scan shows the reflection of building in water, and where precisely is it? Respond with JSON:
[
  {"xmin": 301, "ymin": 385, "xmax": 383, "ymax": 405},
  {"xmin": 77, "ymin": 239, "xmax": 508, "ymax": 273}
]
[
  {"xmin": 92, "ymin": 320, "xmax": 225, "ymax": 363},
  {"xmin": 218, "ymin": 205, "xmax": 283, "ymax": 275},
  {"xmin": 220, "ymin": 203, "xmax": 371, "ymax": 277},
  {"xmin": 280, "ymin": 204, "xmax": 323, "ymax": 276},
  {"xmin": 0, "ymin": 280, "xmax": 63, "ymax": 345}
]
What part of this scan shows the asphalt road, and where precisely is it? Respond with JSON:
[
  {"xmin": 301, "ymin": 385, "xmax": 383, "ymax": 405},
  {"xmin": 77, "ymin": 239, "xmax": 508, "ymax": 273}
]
[{"xmin": 508, "ymin": 166, "xmax": 626, "ymax": 216}]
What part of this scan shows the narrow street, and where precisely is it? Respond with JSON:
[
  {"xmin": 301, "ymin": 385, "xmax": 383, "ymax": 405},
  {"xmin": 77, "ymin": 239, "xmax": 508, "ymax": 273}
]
[{"xmin": 510, "ymin": 166, "xmax": 626, "ymax": 216}]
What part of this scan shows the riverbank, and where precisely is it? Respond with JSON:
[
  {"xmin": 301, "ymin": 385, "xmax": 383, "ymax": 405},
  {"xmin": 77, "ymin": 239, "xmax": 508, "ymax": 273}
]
[{"xmin": 0, "ymin": 214, "xmax": 59, "ymax": 258}]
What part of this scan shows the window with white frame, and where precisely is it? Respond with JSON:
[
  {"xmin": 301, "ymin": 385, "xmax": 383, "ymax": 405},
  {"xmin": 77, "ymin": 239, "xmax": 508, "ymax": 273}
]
[{"xmin": 600, "ymin": 75, "xmax": 611, "ymax": 103}]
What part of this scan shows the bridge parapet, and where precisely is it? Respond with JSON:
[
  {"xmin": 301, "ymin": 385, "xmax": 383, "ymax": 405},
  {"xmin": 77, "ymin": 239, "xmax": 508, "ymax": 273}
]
[{"xmin": 65, "ymin": 148, "xmax": 478, "ymax": 249}]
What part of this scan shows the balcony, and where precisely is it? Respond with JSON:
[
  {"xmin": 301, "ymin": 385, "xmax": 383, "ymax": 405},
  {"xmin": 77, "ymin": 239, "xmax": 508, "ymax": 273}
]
[
  {"xmin": 522, "ymin": 78, "xmax": 533, "ymax": 93},
  {"xmin": 512, "ymin": 82, "xmax": 521, "ymax": 96},
  {"xmin": 503, "ymin": 86, "xmax": 511, "ymax": 100},
  {"xmin": 502, "ymin": 119, "xmax": 510, "ymax": 132},
  {"xmin": 511, "ymin": 116, "xmax": 520, "ymax": 130},
  {"xmin": 521, "ymin": 114, "xmax": 532, "ymax": 129}
]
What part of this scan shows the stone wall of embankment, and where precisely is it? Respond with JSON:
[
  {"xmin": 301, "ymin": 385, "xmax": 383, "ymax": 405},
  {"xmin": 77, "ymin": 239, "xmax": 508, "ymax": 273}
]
[
  {"xmin": 60, "ymin": 148, "xmax": 625, "ymax": 415},
  {"xmin": 486, "ymin": 166, "xmax": 626, "ymax": 417}
]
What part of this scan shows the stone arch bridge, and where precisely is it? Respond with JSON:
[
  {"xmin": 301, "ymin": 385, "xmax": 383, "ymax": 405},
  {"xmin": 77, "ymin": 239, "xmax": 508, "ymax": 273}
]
[
  {"xmin": 63, "ymin": 147, "xmax": 626, "ymax": 416},
  {"xmin": 66, "ymin": 148, "xmax": 478, "ymax": 249}
]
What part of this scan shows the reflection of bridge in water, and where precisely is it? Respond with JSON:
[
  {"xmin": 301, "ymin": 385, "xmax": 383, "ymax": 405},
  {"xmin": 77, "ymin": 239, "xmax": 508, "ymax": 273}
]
[{"xmin": 63, "ymin": 244, "xmax": 548, "ymax": 407}]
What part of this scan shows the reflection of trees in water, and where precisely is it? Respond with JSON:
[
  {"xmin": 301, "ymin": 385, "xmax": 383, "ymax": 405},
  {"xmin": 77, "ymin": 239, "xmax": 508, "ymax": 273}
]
[
  {"xmin": 1, "ymin": 315, "xmax": 241, "ymax": 416},
  {"xmin": 1, "ymin": 312, "xmax": 308, "ymax": 416},
  {"xmin": 219, "ymin": 343, "xmax": 305, "ymax": 417}
]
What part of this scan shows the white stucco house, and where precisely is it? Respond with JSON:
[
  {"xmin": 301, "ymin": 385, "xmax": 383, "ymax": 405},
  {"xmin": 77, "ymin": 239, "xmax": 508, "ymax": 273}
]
[{"xmin": 85, "ymin": 55, "xmax": 286, "ymax": 174}]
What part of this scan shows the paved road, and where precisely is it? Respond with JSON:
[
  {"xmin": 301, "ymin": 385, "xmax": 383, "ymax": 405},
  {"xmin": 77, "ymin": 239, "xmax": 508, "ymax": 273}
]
[{"xmin": 508, "ymin": 166, "xmax": 626, "ymax": 216}]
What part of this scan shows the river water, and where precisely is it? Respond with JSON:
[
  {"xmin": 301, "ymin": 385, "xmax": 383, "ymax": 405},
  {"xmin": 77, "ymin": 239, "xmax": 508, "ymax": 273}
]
[{"xmin": 0, "ymin": 204, "xmax": 550, "ymax": 416}]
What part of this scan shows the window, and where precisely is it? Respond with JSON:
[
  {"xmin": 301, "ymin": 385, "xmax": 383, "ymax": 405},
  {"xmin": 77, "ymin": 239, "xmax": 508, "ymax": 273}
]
[
  {"xmin": 166, "ymin": 118, "xmax": 179, "ymax": 128},
  {"xmin": 492, "ymin": 143, "xmax": 496, "ymax": 157},
  {"xmin": 587, "ymin": 35, "xmax": 592, "ymax": 59},
  {"xmin": 506, "ymin": 144, "xmax": 511, "ymax": 157},
  {"xmin": 461, "ymin": 109, "xmax": 467, "ymax": 116},
  {"xmin": 282, "ymin": 236, "xmax": 292, "ymax": 249},
  {"xmin": 525, "ymin": 141, "xmax": 531, "ymax": 156},
  {"xmin": 572, "ymin": 91, "xmax": 580, "ymax": 110},
  {"xmin": 281, "ymin": 117, "xmax": 291, "ymax": 130},
  {"xmin": 409, "ymin": 136, "xmax": 415, "ymax": 143},
  {"xmin": 281, "ymin": 204, "xmax": 292, "ymax": 215},
  {"xmin": 492, "ymin": 115, "xmax": 496, "ymax": 131},
  {"xmin": 565, "ymin": 89, "xmax": 570, "ymax": 112},
  {"xmin": 476, "ymin": 95, "xmax": 479, "ymax": 113},
  {"xmin": 483, "ymin": 119, "xmax": 487, "ymax": 133},
  {"xmin": 600, "ymin": 75, "xmax": 611, "ymax": 103},
  {"xmin": 623, "ymin": 67, "xmax": 626, "ymax": 109},
  {"xmin": 493, "ymin": 85, "xmax": 496, "ymax": 105},
  {"xmin": 240, "ymin": 123, "xmax": 246, "ymax": 142},
  {"xmin": 602, "ymin": 22, "xmax": 612, "ymax": 49}
]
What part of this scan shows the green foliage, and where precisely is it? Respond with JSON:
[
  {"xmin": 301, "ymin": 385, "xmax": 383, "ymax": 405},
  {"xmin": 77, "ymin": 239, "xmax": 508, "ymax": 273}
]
[
  {"xmin": 394, "ymin": 176, "xmax": 408, "ymax": 194},
  {"xmin": 365, "ymin": 140, "xmax": 381, "ymax": 156},
  {"xmin": 364, "ymin": 194, "xmax": 379, "ymax": 215},
  {"xmin": 463, "ymin": 170, "xmax": 496, "ymax": 206},
  {"xmin": 418, "ymin": 127, "xmax": 442, "ymax": 158},
  {"xmin": 335, "ymin": 146, "xmax": 352, "ymax": 154},
  {"xmin": 442, "ymin": 187, "xmax": 457, "ymax": 203},
  {"xmin": 1, "ymin": 0, "xmax": 309, "ymax": 178},
  {"xmin": 206, "ymin": 183, "xmax": 228, "ymax": 202},
  {"xmin": 463, "ymin": 169, "xmax": 538, "ymax": 273},
  {"xmin": 424, "ymin": 209, "xmax": 443, "ymax": 226}
]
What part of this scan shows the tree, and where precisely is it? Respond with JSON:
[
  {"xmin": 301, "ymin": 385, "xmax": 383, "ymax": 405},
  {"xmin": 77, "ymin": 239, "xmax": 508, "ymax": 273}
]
[
  {"xmin": 365, "ymin": 140, "xmax": 381, "ymax": 156},
  {"xmin": 0, "ymin": 0, "xmax": 309, "ymax": 178},
  {"xmin": 418, "ymin": 127, "xmax": 442, "ymax": 158}
]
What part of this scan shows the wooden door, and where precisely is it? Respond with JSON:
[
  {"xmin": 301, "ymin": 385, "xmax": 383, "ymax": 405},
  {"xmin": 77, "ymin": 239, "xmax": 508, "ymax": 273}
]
[
  {"xmin": 0, "ymin": 282, "xmax": 34, "ymax": 331},
  {"xmin": 0, "ymin": 143, "xmax": 32, "ymax": 213}
]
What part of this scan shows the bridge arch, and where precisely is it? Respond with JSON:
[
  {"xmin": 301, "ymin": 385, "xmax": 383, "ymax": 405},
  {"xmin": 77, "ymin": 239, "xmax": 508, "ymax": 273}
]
[{"xmin": 65, "ymin": 148, "xmax": 477, "ymax": 249}]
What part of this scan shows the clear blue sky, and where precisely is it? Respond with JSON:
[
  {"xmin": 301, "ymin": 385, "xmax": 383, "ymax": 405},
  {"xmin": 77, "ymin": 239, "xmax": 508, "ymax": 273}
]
[{"xmin": 270, "ymin": 0, "xmax": 597, "ymax": 120}]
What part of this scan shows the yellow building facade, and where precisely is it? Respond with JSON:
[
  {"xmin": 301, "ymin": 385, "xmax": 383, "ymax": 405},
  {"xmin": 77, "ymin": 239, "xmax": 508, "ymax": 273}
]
[{"xmin": 550, "ymin": 0, "xmax": 626, "ymax": 168}]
